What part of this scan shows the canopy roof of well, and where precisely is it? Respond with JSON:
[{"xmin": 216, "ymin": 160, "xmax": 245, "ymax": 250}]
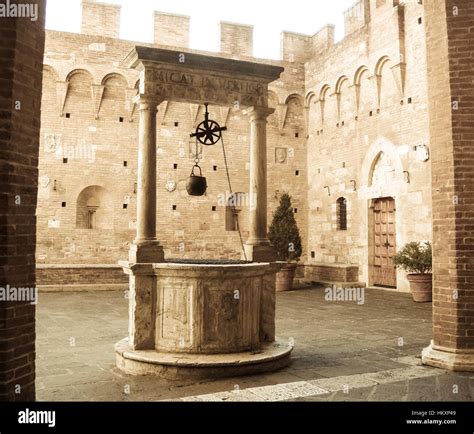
[{"xmin": 123, "ymin": 46, "xmax": 284, "ymax": 82}]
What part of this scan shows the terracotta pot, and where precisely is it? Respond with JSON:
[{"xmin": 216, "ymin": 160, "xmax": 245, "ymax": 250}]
[
  {"xmin": 276, "ymin": 263, "xmax": 298, "ymax": 292},
  {"xmin": 407, "ymin": 273, "xmax": 432, "ymax": 302}
]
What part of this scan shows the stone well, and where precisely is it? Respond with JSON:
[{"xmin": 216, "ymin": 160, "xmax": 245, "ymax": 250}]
[{"xmin": 115, "ymin": 260, "xmax": 293, "ymax": 379}]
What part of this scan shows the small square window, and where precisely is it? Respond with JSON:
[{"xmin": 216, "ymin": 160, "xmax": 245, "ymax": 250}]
[
  {"xmin": 295, "ymin": 170, "xmax": 300, "ymax": 176},
  {"xmin": 369, "ymin": 111, "xmax": 373, "ymax": 117},
  {"xmin": 311, "ymin": 251, "xmax": 315, "ymax": 259},
  {"xmin": 418, "ymin": 17, "xmax": 422, "ymax": 24},
  {"xmin": 61, "ymin": 202, "xmax": 66, "ymax": 208},
  {"xmin": 174, "ymin": 122, "xmax": 179, "ymax": 127},
  {"xmin": 172, "ymin": 205, "xmax": 177, "ymax": 211},
  {"xmin": 213, "ymin": 166, "xmax": 217, "ymax": 171},
  {"xmin": 119, "ymin": 117, "xmax": 124, "ymax": 123},
  {"xmin": 408, "ymin": 97, "xmax": 413, "ymax": 104},
  {"xmin": 212, "ymin": 206, "xmax": 217, "ymax": 211},
  {"xmin": 123, "ymin": 204, "xmax": 128, "ymax": 209},
  {"xmin": 123, "ymin": 161, "xmax": 128, "ymax": 167},
  {"xmin": 294, "ymin": 208, "xmax": 298, "ymax": 213},
  {"xmin": 295, "ymin": 132, "xmax": 299, "ymax": 138},
  {"xmin": 173, "ymin": 164, "xmax": 178, "ymax": 169},
  {"xmin": 65, "ymin": 113, "xmax": 71, "ymax": 118},
  {"xmin": 63, "ymin": 158, "xmax": 68, "ymax": 164}
]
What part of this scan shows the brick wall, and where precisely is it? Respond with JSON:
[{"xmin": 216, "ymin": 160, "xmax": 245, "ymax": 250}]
[
  {"xmin": 37, "ymin": 30, "xmax": 308, "ymax": 268},
  {"xmin": 153, "ymin": 12, "xmax": 190, "ymax": 48},
  {"xmin": 81, "ymin": 0, "xmax": 121, "ymax": 39},
  {"xmin": 305, "ymin": 1, "xmax": 431, "ymax": 291},
  {"xmin": 0, "ymin": 0, "xmax": 46, "ymax": 401},
  {"xmin": 219, "ymin": 22, "xmax": 253, "ymax": 57},
  {"xmin": 424, "ymin": 0, "xmax": 474, "ymax": 352}
]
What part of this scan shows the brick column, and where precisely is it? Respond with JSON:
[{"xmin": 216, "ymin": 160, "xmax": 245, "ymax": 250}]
[
  {"xmin": 243, "ymin": 106, "xmax": 277, "ymax": 262},
  {"xmin": 0, "ymin": 0, "xmax": 46, "ymax": 401},
  {"xmin": 422, "ymin": 0, "xmax": 474, "ymax": 371}
]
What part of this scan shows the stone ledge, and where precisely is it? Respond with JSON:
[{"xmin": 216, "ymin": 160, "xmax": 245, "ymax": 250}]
[
  {"xmin": 38, "ymin": 283, "xmax": 128, "ymax": 293},
  {"xmin": 304, "ymin": 263, "xmax": 361, "ymax": 285},
  {"xmin": 422, "ymin": 341, "xmax": 474, "ymax": 372},
  {"xmin": 115, "ymin": 338, "xmax": 293, "ymax": 380}
]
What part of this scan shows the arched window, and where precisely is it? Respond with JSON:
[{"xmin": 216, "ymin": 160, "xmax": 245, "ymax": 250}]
[{"xmin": 337, "ymin": 197, "xmax": 347, "ymax": 231}]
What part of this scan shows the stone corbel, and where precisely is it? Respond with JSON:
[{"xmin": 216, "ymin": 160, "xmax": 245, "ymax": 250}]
[
  {"xmin": 353, "ymin": 83, "xmax": 361, "ymax": 115},
  {"xmin": 276, "ymin": 103, "xmax": 288, "ymax": 134},
  {"xmin": 218, "ymin": 106, "xmax": 231, "ymax": 127},
  {"xmin": 91, "ymin": 84, "xmax": 105, "ymax": 120},
  {"xmin": 125, "ymin": 88, "xmax": 138, "ymax": 122},
  {"xmin": 157, "ymin": 101, "xmax": 169, "ymax": 125},
  {"xmin": 391, "ymin": 62, "xmax": 407, "ymax": 98},
  {"xmin": 367, "ymin": 75, "xmax": 379, "ymax": 108},
  {"xmin": 189, "ymin": 104, "xmax": 201, "ymax": 128},
  {"xmin": 56, "ymin": 81, "xmax": 69, "ymax": 117}
]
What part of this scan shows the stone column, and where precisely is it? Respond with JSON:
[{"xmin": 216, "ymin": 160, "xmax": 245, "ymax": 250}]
[
  {"xmin": 129, "ymin": 95, "xmax": 164, "ymax": 264},
  {"xmin": 243, "ymin": 106, "xmax": 277, "ymax": 262},
  {"xmin": 421, "ymin": 0, "xmax": 474, "ymax": 371}
]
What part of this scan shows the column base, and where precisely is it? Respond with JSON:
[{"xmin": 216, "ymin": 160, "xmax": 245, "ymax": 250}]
[
  {"xmin": 422, "ymin": 341, "xmax": 474, "ymax": 372},
  {"xmin": 243, "ymin": 244, "xmax": 277, "ymax": 262},
  {"xmin": 129, "ymin": 242, "xmax": 165, "ymax": 263}
]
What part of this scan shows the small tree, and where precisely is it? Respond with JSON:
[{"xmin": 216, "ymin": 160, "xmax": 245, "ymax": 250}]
[
  {"xmin": 393, "ymin": 241, "xmax": 432, "ymax": 274},
  {"xmin": 268, "ymin": 193, "xmax": 302, "ymax": 261}
]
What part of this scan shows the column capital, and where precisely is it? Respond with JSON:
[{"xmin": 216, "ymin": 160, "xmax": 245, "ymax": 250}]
[
  {"xmin": 133, "ymin": 94, "xmax": 161, "ymax": 111},
  {"xmin": 243, "ymin": 106, "xmax": 275, "ymax": 121}
]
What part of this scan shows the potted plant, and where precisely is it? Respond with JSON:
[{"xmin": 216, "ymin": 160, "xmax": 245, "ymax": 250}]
[
  {"xmin": 268, "ymin": 193, "xmax": 303, "ymax": 291},
  {"xmin": 393, "ymin": 241, "xmax": 432, "ymax": 302}
]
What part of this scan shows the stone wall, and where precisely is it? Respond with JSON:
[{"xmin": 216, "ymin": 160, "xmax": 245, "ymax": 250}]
[{"xmin": 0, "ymin": 0, "xmax": 46, "ymax": 401}]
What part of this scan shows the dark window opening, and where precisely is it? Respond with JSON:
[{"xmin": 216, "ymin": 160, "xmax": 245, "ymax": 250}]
[{"xmin": 337, "ymin": 197, "xmax": 348, "ymax": 231}]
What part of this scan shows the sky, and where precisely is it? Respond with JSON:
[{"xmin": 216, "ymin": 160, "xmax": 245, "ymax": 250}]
[{"xmin": 45, "ymin": 0, "xmax": 356, "ymax": 60}]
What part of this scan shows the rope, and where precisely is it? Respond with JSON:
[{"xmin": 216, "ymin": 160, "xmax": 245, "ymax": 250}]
[{"xmin": 220, "ymin": 134, "xmax": 248, "ymax": 262}]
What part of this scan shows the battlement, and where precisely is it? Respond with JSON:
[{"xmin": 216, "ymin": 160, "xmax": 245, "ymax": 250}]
[
  {"xmin": 219, "ymin": 21, "xmax": 254, "ymax": 57},
  {"xmin": 78, "ymin": 0, "xmax": 403, "ymax": 63},
  {"xmin": 154, "ymin": 11, "xmax": 190, "ymax": 48},
  {"xmin": 280, "ymin": 25, "xmax": 335, "ymax": 63},
  {"xmin": 81, "ymin": 0, "xmax": 121, "ymax": 39}
]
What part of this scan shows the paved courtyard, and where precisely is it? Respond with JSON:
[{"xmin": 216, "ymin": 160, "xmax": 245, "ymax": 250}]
[{"xmin": 36, "ymin": 287, "xmax": 474, "ymax": 401}]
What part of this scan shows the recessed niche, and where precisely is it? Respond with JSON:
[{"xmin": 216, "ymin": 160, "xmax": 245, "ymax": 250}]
[
  {"xmin": 123, "ymin": 204, "xmax": 128, "ymax": 209},
  {"xmin": 418, "ymin": 17, "xmax": 422, "ymax": 24},
  {"xmin": 63, "ymin": 158, "xmax": 68, "ymax": 164},
  {"xmin": 408, "ymin": 97, "xmax": 413, "ymax": 104},
  {"xmin": 65, "ymin": 113, "xmax": 71, "ymax": 118},
  {"xmin": 295, "ymin": 170, "xmax": 300, "ymax": 176},
  {"xmin": 213, "ymin": 166, "xmax": 217, "ymax": 171},
  {"xmin": 369, "ymin": 111, "xmax": 373, "ymax": 117},
  {"xmin": 294, "ymin": 208, "xmax": 298, "ymax": 213},
  {"xmin": 212, "ymin": 206, "xmax": 217, "ymax": 211},
  {"xmin": 123, "ymin": 161, "xmax": 128, "ymax": 167},
  {"xmin": 342, "ymin": 121, "xmax": 345, "ymax": 126},
  {"xmin": 173, "ymin": 164, "xmax": 178, "ymax": 169},
  {"xmin": 295, "ymin": 132, "xmax": 299, "ymax": 138},
  {"xmin": 311, "ymin": 251, "xmax": 315, "ymax": 259},
  {"xmin": 61, "ymin": 202, "xmax": 66, "ymax": 208},
  {"xmin": 174, "ymin": 122, "xmax": 179, "ymax": 127},
  {"xmin": 172, "ymin": 205, "xmax": 177, "ymax": 211},
  {"xmin": 119, "ymin": 117, "xmax": 124, "ymax": 123}
]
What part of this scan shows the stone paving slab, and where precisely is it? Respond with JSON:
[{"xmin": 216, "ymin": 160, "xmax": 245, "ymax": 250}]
[{"xmin": 35, "ymin": 287, "xmax": 473, "ymax": 401}]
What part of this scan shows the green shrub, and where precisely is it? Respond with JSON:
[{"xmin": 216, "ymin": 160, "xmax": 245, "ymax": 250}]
[
  {"xmin": 393, "ymin": 241, "xmax": 432, "ymax": 274},
  {"xmin": 268, "ymin": 193, "xmax": 302, "ymax": 262}
]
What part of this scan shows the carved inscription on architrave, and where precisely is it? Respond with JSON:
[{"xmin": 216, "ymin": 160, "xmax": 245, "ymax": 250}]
[{"xmin": 143, "ymin": 68, "xmax": 267, "ymax": 107}]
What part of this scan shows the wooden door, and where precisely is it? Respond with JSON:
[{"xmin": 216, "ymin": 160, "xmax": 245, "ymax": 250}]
[{"xmin": 372, "ymin": 197, "xmax": 397, "ymax": 287}]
